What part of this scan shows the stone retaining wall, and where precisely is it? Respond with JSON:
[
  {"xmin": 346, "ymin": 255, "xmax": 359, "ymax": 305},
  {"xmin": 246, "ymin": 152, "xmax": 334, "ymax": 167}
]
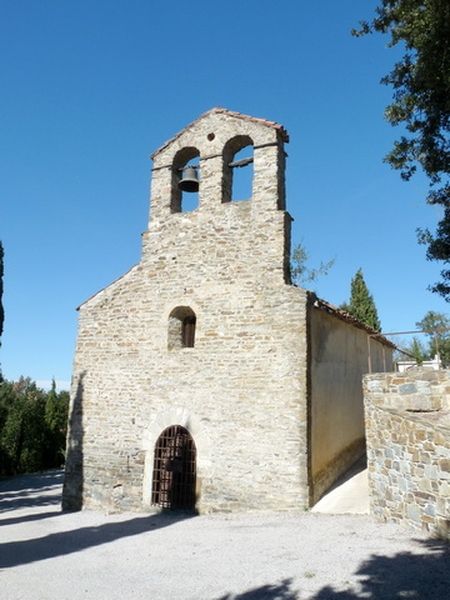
[{"xmin": 364, "ymin": 369, "xmax": 450, "ymax": 539}]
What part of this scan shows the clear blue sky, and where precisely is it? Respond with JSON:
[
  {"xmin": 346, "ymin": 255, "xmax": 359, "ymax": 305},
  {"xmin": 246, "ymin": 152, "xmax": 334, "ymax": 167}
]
[{"xmin": 1, "ymin": 1, "xmax": 448, "ymax": 389}]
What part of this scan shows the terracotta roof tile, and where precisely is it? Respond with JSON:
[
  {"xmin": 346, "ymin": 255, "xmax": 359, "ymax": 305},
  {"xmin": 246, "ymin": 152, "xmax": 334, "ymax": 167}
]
[{"xmin": 310, "ymin": 294, "xmax": 396, "ymax": 349}]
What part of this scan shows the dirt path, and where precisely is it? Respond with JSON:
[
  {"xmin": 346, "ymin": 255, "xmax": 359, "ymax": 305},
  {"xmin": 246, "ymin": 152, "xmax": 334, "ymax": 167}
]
[{"xmin": 0, "ymin": 471, "xmax": 448, "ymax": 600}]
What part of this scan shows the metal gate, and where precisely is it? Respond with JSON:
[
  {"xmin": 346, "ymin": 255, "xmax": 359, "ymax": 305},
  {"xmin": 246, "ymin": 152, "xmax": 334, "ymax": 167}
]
[{"xmin": 151, "ymin": 425, "xmax": 196, "ymax": 510}]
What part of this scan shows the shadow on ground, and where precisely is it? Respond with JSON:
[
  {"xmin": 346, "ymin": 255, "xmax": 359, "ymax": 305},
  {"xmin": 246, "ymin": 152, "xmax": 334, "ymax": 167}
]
[
  {"xmin": 0, "ymin": 510, "xmax": 64, "ymax": 527},
  {"xmin": 0, "ymin": 471, "xmax": 63, "ymax": 513},
  {"xmin": 218, "ymin": 539, "xmax": 450, "ymax": 600},
  {"xmin": 0, "ymin": 510, "xmax": 192, "ymax": 569},
  {"xmin": 217, "ymin": 578, "xmax": 299, "ymax": 599},
  {"xmin": 2, "ymin": 470, "xmax": 449, "ymax": 599},
  {"xmin": 0, "ymin": 468, "xmax": 193, "ymax": 569},
  {"xmin": 0, "ymin": 470, "xmax": 64, "ymax": 494}
]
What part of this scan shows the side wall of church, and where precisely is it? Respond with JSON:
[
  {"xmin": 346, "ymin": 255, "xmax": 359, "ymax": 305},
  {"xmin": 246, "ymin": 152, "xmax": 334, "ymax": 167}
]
[{"xmin": 309, "ymin": 307, "xmax": 393, "ymax": 504}]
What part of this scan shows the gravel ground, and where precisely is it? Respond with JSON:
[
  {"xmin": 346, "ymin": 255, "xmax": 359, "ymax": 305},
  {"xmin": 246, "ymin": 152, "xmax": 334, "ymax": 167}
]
[{"xmin": 1, "ymin": 471, "xmax": 448, "ymax": 600}]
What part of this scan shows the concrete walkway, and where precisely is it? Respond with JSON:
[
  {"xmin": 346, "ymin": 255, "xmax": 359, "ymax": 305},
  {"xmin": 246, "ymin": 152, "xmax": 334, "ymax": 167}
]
[
  {"xmin": 311, "ymin": 458, "xmax": 370, "ymax": 515},
  {"xmin": 1, "ymin": 471, "xmax": 449, "ymax": 600}
]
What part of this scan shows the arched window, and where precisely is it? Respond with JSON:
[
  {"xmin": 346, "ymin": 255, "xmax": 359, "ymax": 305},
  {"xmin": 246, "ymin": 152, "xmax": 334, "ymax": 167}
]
[
  {"xmin": 222, "ymin": 135, "xmax": 254, "ymax": 203},
  {"xmin": 151, "ymin": 425, "xmax": 196, "ymax": 510},
  {"xmin": 171, "ymin": 147, "xmax": 200, "ymax": 213},
  {"xmin": 168, "ymin": 306, "xmax": 196, "ymax": 350}
]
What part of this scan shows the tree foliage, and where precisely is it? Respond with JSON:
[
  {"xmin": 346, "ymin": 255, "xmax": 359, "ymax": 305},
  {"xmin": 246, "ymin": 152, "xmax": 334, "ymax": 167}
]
[
  {"xmin": 416, "ymin": 310, "xmax": 450, "ymax": 363},
  {"xmin": 0, "ymin": 377, "xmax": 69, "ymax": 476},
  {"xmin": 396, "ymin": 310, "xmax": 450, "ymax": 365},
  {"xmin": 345, "ymin": 268, "xmax": 381, "ymax": 331},
  {"xmin": 407, "ymin": 336, "xmax": 428, "ymax": 363},
  {"xmin": 291, "ymin": 242, "xmax": 335, "ymax": 288},
  {"xmin": 353, "ymin": 1, "xmax": 450, "ymax": 299}
]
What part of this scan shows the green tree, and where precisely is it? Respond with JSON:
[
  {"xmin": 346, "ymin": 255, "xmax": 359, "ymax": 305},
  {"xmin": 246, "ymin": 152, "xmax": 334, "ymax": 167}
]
[
  {"xmin": 0, "ymin": 378, "xmax": 47, "ymax": 474},
  {"xmin": 291, "ymin": 242, "xmax": 335, "ymax": 288},
  {"xmin": 0, "ymin": 379, "xmax": 15, "ymax": 473},
  {"xmin": 409, "ymin": 337, "xmax": 429, "ymax": 363},
  {"xmin": 416, "ymin": 310, "xmax": 450, "ymax": 364},
  {"xmin": 346, "ymin": 268, "xmax": 381, "ymax": 331},
  {"xmin": 397, "ymin": 336, "xmax": 429, "ymax": 364},
  {"xmin": 353, "ymin": 1, "xmax": 450, "ymax": 299},
  {"xmin": 0, "ymin": 377, "xmax": 70, "ymax": 475},
  {"xmin": 44, "ymin": 378, "xmax": 70, "ymax": 466}
]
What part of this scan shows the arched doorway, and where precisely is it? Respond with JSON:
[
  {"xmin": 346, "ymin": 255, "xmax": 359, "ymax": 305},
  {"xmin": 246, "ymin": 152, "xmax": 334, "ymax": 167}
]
[{"xmin": 151, "ymin": 425, "xmax": 196, "ymax": 510}]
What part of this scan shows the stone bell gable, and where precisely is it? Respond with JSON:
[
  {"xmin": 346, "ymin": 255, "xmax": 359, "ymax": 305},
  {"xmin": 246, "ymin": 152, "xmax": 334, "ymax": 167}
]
[
  {"xmin": 141, "ymin": 107, "xmax": 292, "ymax": 286},
  {"xmin": 149, "ymin": 107, "xmax": 288, "ymax": 215}
]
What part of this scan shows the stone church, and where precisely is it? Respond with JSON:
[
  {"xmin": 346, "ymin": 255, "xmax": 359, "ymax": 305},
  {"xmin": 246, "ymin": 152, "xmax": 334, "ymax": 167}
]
[{"xmin": 63, "ymin": 108, "xmax": 393, "ymax": 513}]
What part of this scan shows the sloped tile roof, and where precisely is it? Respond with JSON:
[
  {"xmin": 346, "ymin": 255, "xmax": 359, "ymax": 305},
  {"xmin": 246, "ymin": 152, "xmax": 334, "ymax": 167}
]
[{"xmin": 311, "ymin": 294, "xmax": 396, "ymax": 349}]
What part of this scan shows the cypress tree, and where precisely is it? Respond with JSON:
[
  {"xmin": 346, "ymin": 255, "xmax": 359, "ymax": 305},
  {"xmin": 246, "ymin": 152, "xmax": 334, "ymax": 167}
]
[{"xmin": 348, "ymin": 268, "xmax": 381, "ymax": 332}]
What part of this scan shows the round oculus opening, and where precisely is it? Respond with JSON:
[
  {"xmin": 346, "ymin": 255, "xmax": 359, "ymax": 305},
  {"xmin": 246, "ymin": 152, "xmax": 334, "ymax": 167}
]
[{"xmin": 207, "ymin": 132, "xmax": 215, "ymax": 141}]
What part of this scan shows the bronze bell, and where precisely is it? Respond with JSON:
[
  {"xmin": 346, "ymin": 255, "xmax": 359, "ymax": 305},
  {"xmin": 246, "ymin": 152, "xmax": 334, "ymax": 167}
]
[{"xmin": 178, "ymin": 166, "xmax": 199, "ymax": 193}]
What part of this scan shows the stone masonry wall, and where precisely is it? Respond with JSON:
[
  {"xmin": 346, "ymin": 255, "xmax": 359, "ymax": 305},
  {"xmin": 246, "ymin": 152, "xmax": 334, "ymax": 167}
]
[
  {"xmin": 364, "ymin": 369, "xmax": 450, "ymax": 539},
  {"xmin": 63, "ymin": 109, "xmax": 310, "ymax": 514}
]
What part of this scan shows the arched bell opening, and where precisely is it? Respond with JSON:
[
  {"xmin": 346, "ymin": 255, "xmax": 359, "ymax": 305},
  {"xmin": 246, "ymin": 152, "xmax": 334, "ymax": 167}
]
[
  {"xmin": 151, "ymin": 425, "xmax": 197, "ymax": 510},
  {"xmin": 222, "ymin": 135, "xmax": 254, "ymax": 203},
  {"xmin": 171, "ymin": 147, "xmax": 200, "ymax": 213}
]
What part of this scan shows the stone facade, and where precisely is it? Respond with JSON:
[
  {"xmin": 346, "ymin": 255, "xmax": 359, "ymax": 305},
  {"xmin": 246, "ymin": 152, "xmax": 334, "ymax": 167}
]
[
  {"xmin": 364, "ymin": 369, "xmax": 450, "ymax": 539},
  {"xmin": 63, "ymin": 108, "xmax": 392, "ymax": 514}
]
